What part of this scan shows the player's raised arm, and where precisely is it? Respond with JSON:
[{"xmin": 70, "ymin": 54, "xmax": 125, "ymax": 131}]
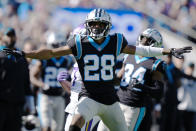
[
  {"xmin": 25, "ymin": 45, "xmax": 72, "ymax": 59},
  {"xmin": 122, "ymin": 28, "xmax": 192, "ymax": 59},
  {"xmin": 3, "ymin": 45, "xmax": 72, "ymax": 60},
  {"xmin": 122, "ymin": 45, "xmax": 192, "ymax": 59}
]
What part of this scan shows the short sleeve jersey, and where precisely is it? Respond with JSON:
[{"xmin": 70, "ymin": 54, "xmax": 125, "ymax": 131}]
[
  {"xmin": 117, "ymin": 55, "xmax": 166, "ymax": 107},
  {"xmin": 67, "ymin": 33, "xmax": 128, "ymax": 105}
]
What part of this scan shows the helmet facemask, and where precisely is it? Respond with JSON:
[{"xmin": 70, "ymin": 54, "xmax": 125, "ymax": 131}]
[
  {"xmin": 86, "ymin": 21, "xmax": 110, "ymax": 40},
  {"xmin": 139, "ymin": 35, "xmax": 157, "ymax": 46}
]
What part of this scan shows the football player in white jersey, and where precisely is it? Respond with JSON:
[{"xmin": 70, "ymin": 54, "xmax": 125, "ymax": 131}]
[{"xmin": 57, "ymin": 63, "xmax": 100, "ymax": 131}]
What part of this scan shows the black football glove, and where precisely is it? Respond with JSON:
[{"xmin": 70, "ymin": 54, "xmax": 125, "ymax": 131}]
[
  {"xmin": 170, "ymin": 46, "xmax": 192, "ymax": 59},
  {"xmin": 3, "ymin": 48, "xmax": 25, "ymax": 59},
  {"xmin": 130, "ymin": 78, "xmax": 144, "ymax": 92}
]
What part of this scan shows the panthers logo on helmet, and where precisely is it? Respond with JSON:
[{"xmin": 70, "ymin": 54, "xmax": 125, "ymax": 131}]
[{"xmin": 85, "ymin": 8, "xmax": 112, "ymax": 40}]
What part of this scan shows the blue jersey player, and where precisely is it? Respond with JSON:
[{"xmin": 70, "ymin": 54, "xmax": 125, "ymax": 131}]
[{"xmin": 3, "ymin": 9, "xmax": 192, "ymax": 131}]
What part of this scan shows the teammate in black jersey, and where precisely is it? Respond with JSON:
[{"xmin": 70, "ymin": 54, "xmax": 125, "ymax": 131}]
[
  {"xmin": 30, "ymin": 32, "xmax": 73, "ymax": 131},
  {"xmin": 119, "ymin": 28, "xmax": 166, "ymax": 131},
  {"xmin": 97, "ymin": 28, "xmax": 166, "ymax": 131},
  {"xmin": 2, "ymin": 9, "xmax": 192, "ymax": 131}
]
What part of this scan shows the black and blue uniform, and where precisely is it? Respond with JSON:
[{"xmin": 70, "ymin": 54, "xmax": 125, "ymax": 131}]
[
  {"xmin": 117, "ymin": 55, "xmax": 165, "ymax": 107},
  {"xmin": 0, "ymin": 46, "xmax": 32, "ymax": 131},
  {"xmin": 41, "ymin": 57, "xmax": 72, "ymax": 96},
  {"xmin": 67, "ymin": 33, "xmax": 128, "ymax": 105},
  {"xmin": 117, "ymin": 55, "xmax": 165, "ymax": 131}
]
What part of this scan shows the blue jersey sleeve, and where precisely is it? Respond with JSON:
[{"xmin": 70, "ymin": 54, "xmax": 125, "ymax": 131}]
[{"xmin": 115, "ymin": 33, "xmax": 128, "ymax": 55}]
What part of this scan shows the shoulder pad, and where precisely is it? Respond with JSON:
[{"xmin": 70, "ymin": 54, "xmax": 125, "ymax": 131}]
[{"xmin": 152, "ymin": 59, "xmax": 166, "ymax": 73}]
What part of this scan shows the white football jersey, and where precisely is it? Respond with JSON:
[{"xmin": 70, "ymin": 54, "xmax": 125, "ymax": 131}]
[
  {"xmin": 70, "ymin": 63, "xmax": 83, "ymax": 93},
  {"xmin": 65, "ymin": 63, "xmax": 83, "ymax": 114}
]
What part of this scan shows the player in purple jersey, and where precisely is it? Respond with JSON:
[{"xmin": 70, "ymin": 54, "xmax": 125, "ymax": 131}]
[{"xmin": 2, "ymin": 8, "xmax": 192, "ymax": 131}]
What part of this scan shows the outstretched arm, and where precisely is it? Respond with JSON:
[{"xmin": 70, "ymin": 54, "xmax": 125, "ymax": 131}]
[
  {"xmin": 3, "ymin": 45, "xmax": 72, "ymax": 60},
  {"xmin": 122, "ymin": 45, "xmax": 192, "ymax": 59}
]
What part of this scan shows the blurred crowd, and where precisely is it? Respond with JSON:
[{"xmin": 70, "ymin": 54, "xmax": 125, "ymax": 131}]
[
  {"xmin": 125, "ymin": 0, "xmax": 196, "ymax": 30},
  {"xmin": 0, "ymin": 0, "xmax": 196, "ymax": 49},
  {"xmin": 121, "ymin": 0, "xmax": 196, "ymax": 43}
]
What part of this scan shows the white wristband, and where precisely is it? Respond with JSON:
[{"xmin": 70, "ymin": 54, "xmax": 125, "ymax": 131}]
[{"xmin": 135, "ymin": 46, "xmax": 163, "ymax": 57}]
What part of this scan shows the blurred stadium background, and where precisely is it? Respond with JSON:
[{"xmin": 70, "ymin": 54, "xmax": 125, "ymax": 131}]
[
  {"xmin": 0, "ymin": 0, "xmax": 195, "ymax": 73},
  {"xmin": 0, "ymin": 1, "xmax": 196, "ymax": 131}
]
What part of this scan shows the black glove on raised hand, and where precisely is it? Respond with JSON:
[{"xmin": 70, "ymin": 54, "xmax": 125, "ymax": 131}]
[
  {"xmin": 170, "ymin": 46, "xmax": 192, "ymax": 59},
  {"xmin": 3, "ymin": 48, "xmax": 25, "ymax": 59}
]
